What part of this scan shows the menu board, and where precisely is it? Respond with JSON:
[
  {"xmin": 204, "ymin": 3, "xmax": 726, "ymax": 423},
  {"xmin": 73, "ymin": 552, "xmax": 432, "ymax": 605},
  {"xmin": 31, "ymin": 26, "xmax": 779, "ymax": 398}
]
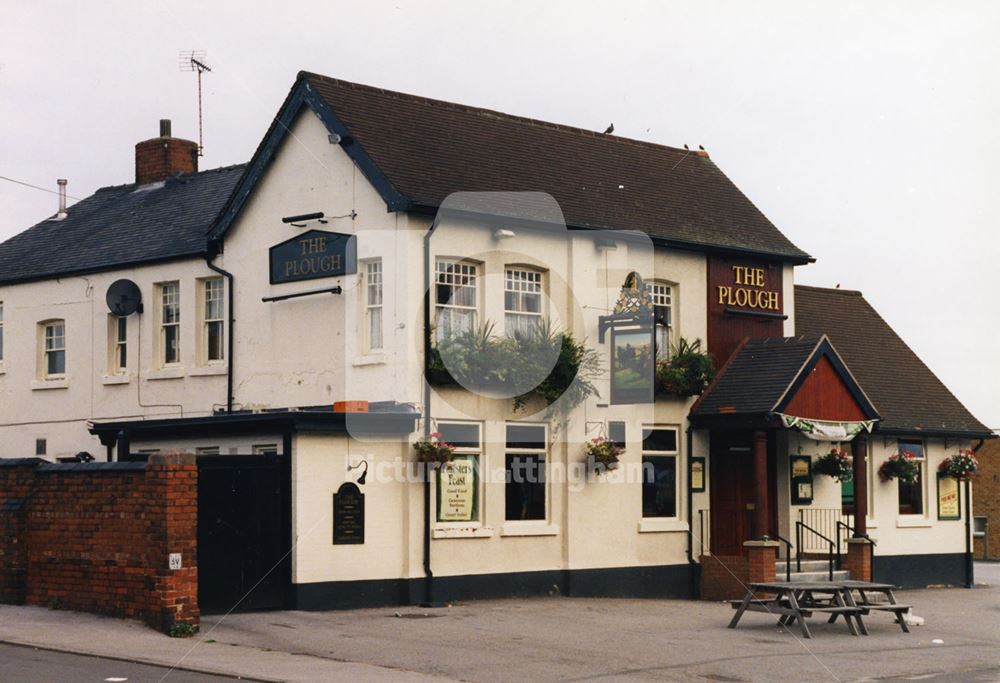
[{"xmin": 437, "ymin": 456, "xmax": 478, "ymax": 522}]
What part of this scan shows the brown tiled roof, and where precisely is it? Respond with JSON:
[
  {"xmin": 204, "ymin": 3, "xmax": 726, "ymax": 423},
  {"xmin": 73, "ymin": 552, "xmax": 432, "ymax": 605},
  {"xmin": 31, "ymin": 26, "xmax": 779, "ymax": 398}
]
[
  {"xmin": 302, "ymin": 72, "xmax": 811, "ymax": 262},
  {"xmin": 795, "ymin": 285, "xmax": 991, "ymax": 437}
]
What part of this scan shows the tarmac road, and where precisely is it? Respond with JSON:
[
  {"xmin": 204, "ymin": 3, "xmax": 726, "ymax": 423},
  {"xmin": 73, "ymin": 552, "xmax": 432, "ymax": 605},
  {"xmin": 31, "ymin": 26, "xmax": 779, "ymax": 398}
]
[{"xmin": 0, "ymin": 643, "xmax": 251, "ymax": 683}]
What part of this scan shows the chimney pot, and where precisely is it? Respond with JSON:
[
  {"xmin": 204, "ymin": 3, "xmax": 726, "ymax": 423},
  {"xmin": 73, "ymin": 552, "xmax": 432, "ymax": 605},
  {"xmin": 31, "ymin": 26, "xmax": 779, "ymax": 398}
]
[
  {"xmin": 56, "ymin": 179, "xmax": 68, "ymax": 218},
  {"xmin": 135, "ymin": 119, "xmax": 197, "ymax": 185},
  {"xmin": 160, "ymin": 119, "xmax": 172, "ymax": 137}
]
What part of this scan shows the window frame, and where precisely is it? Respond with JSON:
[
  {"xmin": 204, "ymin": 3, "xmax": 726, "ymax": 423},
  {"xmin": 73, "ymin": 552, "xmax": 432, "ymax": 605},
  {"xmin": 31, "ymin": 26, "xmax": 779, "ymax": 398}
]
[
  {"xmin": 39, "ymin": 319, "xmax": 66, "ymax": 379},
  {"xmin": 641, "ymin": 425, "xmax": 680, "ymax": 520},
  {"xmin": 434, "ymin": 258, "xmax": 480, "ymax": 342},
  {"xmin": 645, "ymin": 280, "xmax": 675, "ymax": 361},
  {"xmin": 252, "ymin": 443, "xmax": 279, "ymax": 455},
  {"xmin": 434, "ymin": 421, "xmax": 483, "ymax": 528},
  {"xmin": 107, "ymin": 314, "xmax": 128, "ymax": 375},
  {"xmin": 504, "ymin": 422, "xmax": 549, "ymax": 524},
  {"xmin": 156, "ymin": 281, "xmax": 181, "ymax": 367},
  {"xmin": 896, "ymin": 438, "xmax": 926, "ymax": 517},
  {"xmin": 200, "ymin": 277, "xmax": 225, "ymax": 365},
  {"xmin": 363, "ymin": 259, "xmax": 384, "ymax": 352},
  {"xmin": 503, "ymin": 266, "xmax": 545, "ymax": 338}
]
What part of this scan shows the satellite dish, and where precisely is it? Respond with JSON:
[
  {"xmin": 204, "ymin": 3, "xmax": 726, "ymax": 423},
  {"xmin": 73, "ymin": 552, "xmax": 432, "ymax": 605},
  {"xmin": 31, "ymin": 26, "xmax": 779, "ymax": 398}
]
[{"xmin": 106, "ymin": 279, "xmax": 143, "ymax": 316}]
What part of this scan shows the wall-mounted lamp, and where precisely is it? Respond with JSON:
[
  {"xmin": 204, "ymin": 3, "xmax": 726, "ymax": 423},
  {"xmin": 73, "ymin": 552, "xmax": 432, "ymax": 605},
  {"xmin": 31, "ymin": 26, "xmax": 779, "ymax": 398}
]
[
  {"xmin": 493, "ymin": 228, "xmax": 516, "ymax": 240},
  {"xmin": 348, "ymin": 459, "xmax": 369, "ymax": 485},
  {"xmin": 282, "ymin": 212, "xmax": 325, "ymax": 227},
  {"xmin": 594, "ymin": 237, "xmax": 618, "ymax": 250}
]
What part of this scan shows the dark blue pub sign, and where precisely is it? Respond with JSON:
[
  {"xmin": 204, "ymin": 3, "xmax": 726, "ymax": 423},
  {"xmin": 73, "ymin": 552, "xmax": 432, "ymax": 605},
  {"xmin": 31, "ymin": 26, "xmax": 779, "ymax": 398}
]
[{"xmin": 269, "ymin": 230, "xmax": 357, "ymax": 285}]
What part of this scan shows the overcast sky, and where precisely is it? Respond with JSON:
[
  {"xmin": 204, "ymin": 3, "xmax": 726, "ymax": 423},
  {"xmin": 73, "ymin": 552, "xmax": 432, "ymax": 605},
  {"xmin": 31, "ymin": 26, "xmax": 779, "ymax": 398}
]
[{"xmin": 2, "ymin": 1, "xmax": 997, "ymax": 428}]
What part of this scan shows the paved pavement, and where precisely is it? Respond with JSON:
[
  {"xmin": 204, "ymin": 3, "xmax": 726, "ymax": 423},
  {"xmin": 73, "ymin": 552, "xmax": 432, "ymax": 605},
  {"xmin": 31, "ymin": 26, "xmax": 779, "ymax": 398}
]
[{"xmin": 1, "ymin": 564, "xmax": 999, "ymax": 682}]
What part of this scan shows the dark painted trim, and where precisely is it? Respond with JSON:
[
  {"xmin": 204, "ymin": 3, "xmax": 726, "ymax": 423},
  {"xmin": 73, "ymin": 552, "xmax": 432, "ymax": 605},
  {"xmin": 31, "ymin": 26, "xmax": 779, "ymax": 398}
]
[
  {"xmin": 89, "ymin": 409, "xmax": 419, "ymax": 445},
  {"xmin": 875, "ymin": 427, "xmax": 996, "ymax": 440},
  {"xmin": 872, "ymin": 552, "xmax": 966, "ymax": 589},
  {"xmin": 292, "ymin": 563, "xmax": 696, "ymax": 611}
]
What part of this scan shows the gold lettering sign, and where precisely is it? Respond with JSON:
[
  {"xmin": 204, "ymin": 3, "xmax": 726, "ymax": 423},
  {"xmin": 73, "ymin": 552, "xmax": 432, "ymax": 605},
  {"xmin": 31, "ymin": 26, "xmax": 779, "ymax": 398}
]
[
  {"xmin": 938, "ymin": 475, "xmax": 960, "ymax": 520},
  {"xmin": 791, "ymin": 458, "xmax": 810, "ymax": 478},
  {"xmin": 438, "ymin": 457, "xmax": 477, "ymax": 522},
  {"xmin": 716, "ymin": 265, "xmax": 781, "ymax": 311}
]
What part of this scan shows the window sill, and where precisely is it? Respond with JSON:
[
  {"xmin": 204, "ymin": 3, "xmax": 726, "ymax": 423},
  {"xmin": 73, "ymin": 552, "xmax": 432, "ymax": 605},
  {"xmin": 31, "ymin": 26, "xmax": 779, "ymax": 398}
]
[
  {"xmin": 638, "ymin": 518, "xmax": 689, "ymax": 534},
  {"xmin": 189, "ymin": 364, "xmax": 227, "ymax": 377},
  {"xmin": 352, "ymin": 354, "xmax": 387, "ymax": 367},
  {"xmin": 31, "ymin": 377, "xmax": 69, "ymax": 391},
  {"xmin": 0, "ymin": 363, "xmax": 6, "ymax": 375},
  {"xmin": 432, "ymin": 526, "xmax": 494, "ymax": 539},
  {"xmin": 500, "ymin": 522, "xmax": 559, "ymax": 537},
  {"xmin": 146, "ymin": 367, "xmax": 185, "ymax": 381},
  {"xmin": 896, "ymin": 516, "xmax": 933, "ymax": 529},
  {"xmin": 101, "ymin": 373, "xmax": 130, "ymax": 385}
]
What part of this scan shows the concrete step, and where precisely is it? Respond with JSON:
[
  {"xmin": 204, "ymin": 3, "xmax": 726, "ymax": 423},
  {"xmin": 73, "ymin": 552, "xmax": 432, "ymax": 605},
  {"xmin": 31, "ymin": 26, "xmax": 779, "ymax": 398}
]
[
  {"xmin": 776, "ymin": 560, "xmax": 832, "ymax": 573},
  {"xmin": 781, "ymin": 570, "xmax": 852, "ymax": 583}
]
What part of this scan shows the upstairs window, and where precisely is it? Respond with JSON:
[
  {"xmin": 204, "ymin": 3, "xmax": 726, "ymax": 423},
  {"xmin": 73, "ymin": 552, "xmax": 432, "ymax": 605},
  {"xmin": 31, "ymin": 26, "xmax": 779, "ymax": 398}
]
[
  {"xmin": 435, "ymin": 259, "xmax": 478, "ymax": 341},
  {"xmin": 365, "ymin": 260, "xmax": 383, "ymax": 351},
  {"xmin": 202, "ymin": 278, "xmax": 225, "ymax": 363},
  {"xmin": 504, "ymin": 267, "xmax": 543, "ymax": 338},
  {"xmin": 109, "ymin": 315, "xmax": 127, "ymax": 374},
  {"xmin": 41, "ymin": 320, "xmax": 66, "ymax": 377},
  {"xmin": 645, "ymin": 281, "xmax": 673, "ymax": 361},
  {"xmin": 897, "ymin": 439, "xmax": 925, "ymax": 516},
  {"xmin": 158, "ymin": 282, "xmax": 180, "ymax": 366}
]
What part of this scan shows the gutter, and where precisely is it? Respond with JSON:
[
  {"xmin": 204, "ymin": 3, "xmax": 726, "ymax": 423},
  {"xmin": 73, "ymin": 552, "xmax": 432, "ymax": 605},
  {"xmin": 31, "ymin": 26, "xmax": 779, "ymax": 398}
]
[
  {"xmin": 965, "ymin": 438, "xmax": 987, "ymax": 588},
  {"xmin": 205, "ymin": 245, "xmax": 235, "ymax": 413},
  {"xmin": 686, "ymin": 424, "xmax": 697, "ymax": 598}
]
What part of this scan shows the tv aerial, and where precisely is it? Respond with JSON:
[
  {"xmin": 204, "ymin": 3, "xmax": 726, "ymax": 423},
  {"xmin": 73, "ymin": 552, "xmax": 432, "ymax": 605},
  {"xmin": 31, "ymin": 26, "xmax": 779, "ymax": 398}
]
[
  {"xmin": 179, "ymin": 50, "xmax": 212, "ymax": 156},
  {"xmin": 106, "ymin": 279, "xmax": 143, "ymax": 316}
]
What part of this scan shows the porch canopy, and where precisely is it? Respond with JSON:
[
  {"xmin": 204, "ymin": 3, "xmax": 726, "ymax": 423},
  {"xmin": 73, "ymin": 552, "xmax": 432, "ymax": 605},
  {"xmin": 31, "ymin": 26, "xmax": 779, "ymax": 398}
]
[{"xmin": 689, "ymin": 335, "xmax": 881, "ymax": 540}]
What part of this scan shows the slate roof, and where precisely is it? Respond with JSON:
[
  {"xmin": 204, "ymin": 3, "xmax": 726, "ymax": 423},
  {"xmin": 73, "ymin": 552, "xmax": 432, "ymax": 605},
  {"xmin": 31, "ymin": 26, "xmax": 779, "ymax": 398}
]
[
  {"xmin": 795, "ymin": 285, "xmax": 992, "ymax": 438},
  {"xmin": 0, "ymin": 164, "xmax": 245, "ymax": 285},
  {"xmin": 214, "ymin": 72, "xmax": 811, "ymax": 262},
  {"xmin": 691, "ymin": 335, "xmax": 830, "ymax": 417}
]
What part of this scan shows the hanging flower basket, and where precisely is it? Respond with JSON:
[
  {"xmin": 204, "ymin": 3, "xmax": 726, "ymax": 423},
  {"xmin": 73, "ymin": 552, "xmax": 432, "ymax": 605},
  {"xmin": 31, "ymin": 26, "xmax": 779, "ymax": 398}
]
[
  {"xmin": 814, "ymin": 447, "xmax": 853, "ymax": 482},
  {"xmin": 938, "ymin": 449, "xmax": 978, "ymax": 481},
  {"xmin": 585, "ymin": 436, "xmax": 623, "ymax": 471},
  {"xmin": 412, "ymin": 432, "xmax": 455, "ymax": 464},
  {"xmin": 878, "ymin": 451, "xmax": 920, "ymax": 484}
]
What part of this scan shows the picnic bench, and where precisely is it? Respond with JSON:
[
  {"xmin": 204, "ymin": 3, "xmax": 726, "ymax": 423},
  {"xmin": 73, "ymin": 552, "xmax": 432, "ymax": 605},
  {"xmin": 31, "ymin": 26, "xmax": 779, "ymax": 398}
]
[
  {"xmin": 831, "ymin": 580, "xmax": 912, "ymax": 633},
  {"xmin": 728, "ymin": 581, "xmax": 865, "ymax": 638}
]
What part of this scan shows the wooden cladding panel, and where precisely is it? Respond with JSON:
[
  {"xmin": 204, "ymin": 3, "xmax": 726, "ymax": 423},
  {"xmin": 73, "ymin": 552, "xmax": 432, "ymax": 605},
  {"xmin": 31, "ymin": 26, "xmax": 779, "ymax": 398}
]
[
  {"xmin": 707, "ymin": 256, "xmax": 784, "ymax": 367},
  {"xmin": 783, "ymin": 355, "xmax": 867, "ymax": 422}
]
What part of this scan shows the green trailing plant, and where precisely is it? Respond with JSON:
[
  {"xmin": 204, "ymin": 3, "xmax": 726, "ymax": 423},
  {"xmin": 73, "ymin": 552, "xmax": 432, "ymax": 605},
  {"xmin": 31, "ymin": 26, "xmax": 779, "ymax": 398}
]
[
  {"xmin": 168, "ymin": 622, "xmax": 198, "ymax": 638},
  {"xmin": 938, "ymin": 449, "xmax": 978, "ymax": 480},
  {"xmin": 878, "ymin": 451, "xmax": 920, "ymax": 484},
  {"xmin": 428, "ymin": 321, "xmax": 600, "ymax": 413},
  {"xmin": 814, "ymin": 447, "xmax": 853, "ymax": 482},
  {"xmin": 655, "ymin": 338, "xmax": 715, "ymax": 398}
]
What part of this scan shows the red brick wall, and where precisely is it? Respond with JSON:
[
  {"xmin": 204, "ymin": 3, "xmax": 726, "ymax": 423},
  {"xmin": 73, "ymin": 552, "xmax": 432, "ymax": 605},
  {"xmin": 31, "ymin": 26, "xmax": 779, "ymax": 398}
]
[
  {"xmin": 135, "ymin": 136, "xmax": 198, "ymax": 185},
  {"xmin": 844, "ymin": 539, "xmax": 873, "ymax": 581},
  {"xmin": 973, "ymin": 439, "xmax": 1000, "ymax": 560},
  {"xmin": 700, "ymin": 554, "xmax": 748, "ymax": 601},
  {"xmin": 0, "ymin": 454, "xmax": 198, "ymax": 632}
]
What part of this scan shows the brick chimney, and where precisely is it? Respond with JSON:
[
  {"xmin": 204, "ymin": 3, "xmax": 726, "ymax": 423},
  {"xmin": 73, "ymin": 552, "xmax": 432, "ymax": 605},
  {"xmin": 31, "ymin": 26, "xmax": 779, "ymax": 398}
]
[{"xmin": 135, "ymin": 119, "xmax": 198, "ymax": 185}]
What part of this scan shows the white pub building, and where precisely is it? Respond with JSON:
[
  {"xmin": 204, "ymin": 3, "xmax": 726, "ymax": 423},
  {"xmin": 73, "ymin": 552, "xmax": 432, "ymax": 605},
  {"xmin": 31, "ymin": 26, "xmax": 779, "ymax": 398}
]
[{"xmin": 0, "ymin": 72, "xmax": 991, "ymax": 611}]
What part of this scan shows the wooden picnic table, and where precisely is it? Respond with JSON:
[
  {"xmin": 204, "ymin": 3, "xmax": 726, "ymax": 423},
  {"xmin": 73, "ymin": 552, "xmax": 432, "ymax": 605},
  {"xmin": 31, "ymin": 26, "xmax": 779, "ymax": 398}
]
[
  {"xmin": 728, "ymin": 581, "xmax": 866, "ymax": 639},
  {"xmin": 832, "ymin": 581, "xmax": 912, "ymax": 633}
]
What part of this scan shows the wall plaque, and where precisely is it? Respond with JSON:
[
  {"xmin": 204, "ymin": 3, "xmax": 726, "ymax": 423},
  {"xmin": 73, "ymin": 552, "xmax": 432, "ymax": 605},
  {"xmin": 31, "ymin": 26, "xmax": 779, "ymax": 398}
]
[
  {"xmin": 937, "ymin": 474, "xmax": 961, "ymax": 520},
  {"xmin": 270, "ymin": 229, "xmax": 357, "ymax": 285},
  {"xmin": 790, "ymin": 455, "xmax": 813, "ymax": 505},
  {"xmin": 333, "ymin": 482, "xmax": 365, "ymax": 545},
  {"xmin": 690, "ymin": 457, "xmax": 706, "ymax": 493},
  {"xmin": 437, "ymin": 456, "xmax": 478, "ymax": 522}
]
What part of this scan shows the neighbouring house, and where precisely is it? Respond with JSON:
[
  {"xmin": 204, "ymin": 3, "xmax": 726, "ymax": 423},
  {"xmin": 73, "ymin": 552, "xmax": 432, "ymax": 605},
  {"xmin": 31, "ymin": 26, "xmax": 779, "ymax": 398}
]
[
  {"xmin": 0, "ymin": 72, "xmax": 992, "ymax": 614},
  {"xmin": 973, "ymin": 437, "xmax": 1000, "ymax": 560}
]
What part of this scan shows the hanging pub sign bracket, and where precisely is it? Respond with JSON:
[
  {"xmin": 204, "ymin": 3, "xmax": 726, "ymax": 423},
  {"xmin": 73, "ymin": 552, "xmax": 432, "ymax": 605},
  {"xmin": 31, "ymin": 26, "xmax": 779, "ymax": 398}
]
[
  {"xmin": 598, "ymin": 272, "xmax": 655, "ymax": 343},
  {"xmin": 262, "ymin": 285, "xmax": 343, "ymax": 303}
]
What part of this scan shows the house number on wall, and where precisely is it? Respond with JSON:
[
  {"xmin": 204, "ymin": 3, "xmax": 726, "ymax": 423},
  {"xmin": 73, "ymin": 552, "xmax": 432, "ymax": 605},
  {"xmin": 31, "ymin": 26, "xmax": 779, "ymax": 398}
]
[{"xmin": 168, "ymin": 553, "xmax": 183, "ymax": 570}]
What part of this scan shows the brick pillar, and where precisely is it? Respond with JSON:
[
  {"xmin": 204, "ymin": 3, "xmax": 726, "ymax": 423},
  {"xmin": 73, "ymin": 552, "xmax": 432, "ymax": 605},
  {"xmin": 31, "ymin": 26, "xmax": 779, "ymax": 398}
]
[
  {"xmin": 146, "ymin": 453, "xmax": 199, "ymax": 632},
  {"xmin": 0, "ymin": 459, "xmax": 42, "ymax": 604},
  {"xmin": 845, "ymin": 538, "xmax": 873, "ymax": 581},
  {"xmin": 744, "ymin": 540, "xmax": 779, "ymax": 584},
  {"xmin": 851, "ymin": 435, "xmax": 868, "ymax": 537}
]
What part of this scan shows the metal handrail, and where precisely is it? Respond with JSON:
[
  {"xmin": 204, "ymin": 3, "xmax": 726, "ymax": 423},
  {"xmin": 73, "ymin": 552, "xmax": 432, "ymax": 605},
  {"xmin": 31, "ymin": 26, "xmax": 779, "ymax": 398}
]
[
  {"xmin": 774, "ymin": 533, "xmax": 794, "ymax": 582},
  {"xmin": 795, "ymin": 521, "xmax": 836, "ymax": 581}
]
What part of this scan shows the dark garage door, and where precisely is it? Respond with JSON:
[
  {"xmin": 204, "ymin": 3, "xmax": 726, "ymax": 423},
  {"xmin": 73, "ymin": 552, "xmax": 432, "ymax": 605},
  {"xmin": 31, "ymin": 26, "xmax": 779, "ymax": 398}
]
[{"xmin": 197, "ymin": 454, "xmax": 291, "ymax": 613}]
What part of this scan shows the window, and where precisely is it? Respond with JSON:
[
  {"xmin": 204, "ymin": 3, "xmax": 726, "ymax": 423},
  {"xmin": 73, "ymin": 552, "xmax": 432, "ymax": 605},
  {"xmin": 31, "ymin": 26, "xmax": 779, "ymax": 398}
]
[
  {"xmin": 645, "ymin": 281, "xmax": 673, "ymax": 361},
  {"xmin": 109, "ymin": 315, "xmax": 127, "ymax": 374},
  {"xmin": 195, "ymin": 446, "xmax": 220, "ymax": 456},
  {"xmin": 364, "ymin": 260, "xmax": 383, "ymax": 351},
  {"xmin": 505, "ymin": 423, "xmax": 547, "ymax": 521},
  {"xmin": 898, "ymin": 439, "xmax": 925, "ymax": 515},
  {"xmin": 504, "ymin": 267, "xmax": 543, "ymax": 337},
  {"xmin": 435, "ymin": 422, "xmax": 481, "ymax": 524},
  {"xmin": 253, "ymin": 444, "xmax": 279, "ymax": 455},
  {"xmin": 0, "ymin": 300, "xmax": 4, "ymax": 362},
  {"xmin": 158, "ymin": 282, "xmax": 180, "ymax": 365},
  {"xmin": 434, "ymin": 260, "xmax": 478, "ymax": 341},
  {"xmin": 202, "ymin": 278, "xmax": 225, "ymax": 363},
  {"xmin": 35, "ymin": 438, "xmax": 46, "ymax": 456},
  {"xmin": 41, "ymin": 320, "xmax": 66, "ymax": 377},
  {"xmin": 642, "ymin": 427, "xmax": 679, "ymax": 518}
]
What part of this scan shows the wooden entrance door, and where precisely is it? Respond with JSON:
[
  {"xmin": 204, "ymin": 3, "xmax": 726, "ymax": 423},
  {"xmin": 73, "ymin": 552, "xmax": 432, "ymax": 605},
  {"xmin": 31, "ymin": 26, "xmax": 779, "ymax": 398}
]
[{"xmin": 709, "ymin": 432, "xmax": 778, "ymax": 555}]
